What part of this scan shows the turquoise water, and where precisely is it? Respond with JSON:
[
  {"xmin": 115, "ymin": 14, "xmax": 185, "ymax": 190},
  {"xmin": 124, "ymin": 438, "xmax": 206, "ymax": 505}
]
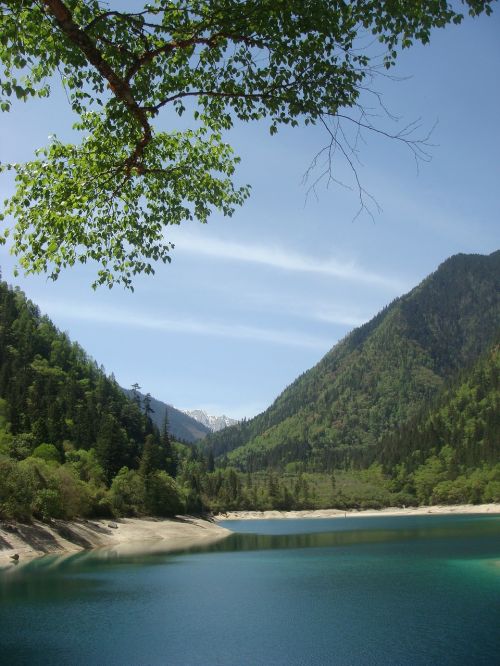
[{"xmin": 1, "ymin": 514, "xmax": 499, "ymax": 665}]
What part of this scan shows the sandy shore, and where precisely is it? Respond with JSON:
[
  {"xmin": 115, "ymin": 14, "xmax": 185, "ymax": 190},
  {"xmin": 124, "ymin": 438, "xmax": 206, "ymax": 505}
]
[
  {"xmin": 0, "ymin": 516, "xmax": 230, "ymax": 570},
  {"xmin": 216, "ymin": 503, "xmax": 500, "ymax": 521},
  {"xmin": 3, "ymin": 504, "xmax": 498, "ymax": 569}
]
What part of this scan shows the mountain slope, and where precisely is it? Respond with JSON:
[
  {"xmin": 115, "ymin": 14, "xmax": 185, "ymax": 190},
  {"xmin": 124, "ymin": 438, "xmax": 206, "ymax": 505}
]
[
  {"xmin": 0, "ymin": 279, "xmax": 155, "ymax": 480},
  {"xmin": 379, "ymin": 341, "xmax": 500, "ymax": 473},
  {"xmin": 183, "ymin": 409, "xmax": 238, "ymax": 432},
  {"xmin": 206, "ymin": 251, "xmax": 500, "ymax": 471},
  {"xmin": 0, "ymin": 278, "xmax": 192, "ymax": 521},
  {"xmin": 122, "ymin": 389, "xmax": 210, "ymax": 443}
]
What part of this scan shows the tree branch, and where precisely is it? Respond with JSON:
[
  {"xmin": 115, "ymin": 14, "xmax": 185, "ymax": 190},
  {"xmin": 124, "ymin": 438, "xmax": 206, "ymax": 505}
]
[
  {"xmin": 125, "ymin": 32, "xmax": 260, "ymax": 83},
  {"xmin": 41, "ymin": 0, "xmax": 152, "ymax": 170}
]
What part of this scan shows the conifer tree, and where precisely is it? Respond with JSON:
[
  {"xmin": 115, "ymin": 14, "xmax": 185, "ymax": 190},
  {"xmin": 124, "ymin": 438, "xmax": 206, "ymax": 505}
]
[{"xmin": 161, "ymin": 407, "xmax": 177, "ymax": 477}]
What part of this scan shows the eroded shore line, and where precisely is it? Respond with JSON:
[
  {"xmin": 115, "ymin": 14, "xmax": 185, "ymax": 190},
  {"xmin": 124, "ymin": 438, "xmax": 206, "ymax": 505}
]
[
  {"xmin": 3, "ymin": 504, "xmax": 499, "ymax": 569},
  {"xmin": 215, "ymin": 503, "xmax": 500, "ymax": 521},
  {"xmin": 0, "ymin": 516, "xmax": 231, "ymax": 570}
]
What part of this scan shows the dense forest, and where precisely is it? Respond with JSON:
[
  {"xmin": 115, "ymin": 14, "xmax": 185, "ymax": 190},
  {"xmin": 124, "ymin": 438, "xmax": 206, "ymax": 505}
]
[
  {"xmin": 0, "ymin": 277, "xmax": 194, "ymax": 520},
  {"xmin": 1, "ymin": 251, "xmax": 499, "ymax": 522},
  {"xmin": 379, "ymin": 342, "xmax": 500, "ymax": 505},
  {"xmin": 0, "ymin": 276, "xmax": 301, "ymax": 520},
  {"xmin": 122, "ymin": 388, "xmax": 210, "ymax": 443},
  {"xmin": 207, "ymin": 251, "xmax": 500, "ymax": 473},
  {"xmin": 197, "ymin": 340, "xmax": 499, "ymax": 510}
]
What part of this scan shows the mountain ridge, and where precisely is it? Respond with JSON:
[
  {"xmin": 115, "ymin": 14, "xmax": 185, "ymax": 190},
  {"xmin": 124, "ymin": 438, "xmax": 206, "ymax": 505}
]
[
  {"xmin": 182, "ymin": 409, "xmax": 238, "ymax": 432},
  {"xmin": 205, "ymin": 250, "xmax": 500, "ymax": 471},
  {"xmin": 122, "ymin": 389, "xmax": 210, "ymax": 443}
]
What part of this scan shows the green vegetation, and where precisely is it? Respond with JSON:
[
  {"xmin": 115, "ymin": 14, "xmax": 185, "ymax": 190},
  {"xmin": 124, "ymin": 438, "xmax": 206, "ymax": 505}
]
[
  {"xmin": 194, "ymin": 465, "xmax": 407, "ymax": 513},
  {"xmin": 207, "ymin": 252, "xmax": 500, "ymax": 475},
  {"xmin": 380, "ymin": 343, "xmax": 500, "ymax": 504},
  {"xmin": 0, "ymin": 277, "xmax": 200, "ymax": 520},
  {"xmin": 1, "ymin": 251, "xmax": 499, "ymax": 520},
  {"xmin": 122, "ymin": 388, "xmax": 210, "ymax": 443},
  {"xmin": 194, "ymin": 337, "xmax": 499, "ymax": 511},
  {"xmin": 0, "ymin": 1, "xmax": 494, "ymax": 287}
]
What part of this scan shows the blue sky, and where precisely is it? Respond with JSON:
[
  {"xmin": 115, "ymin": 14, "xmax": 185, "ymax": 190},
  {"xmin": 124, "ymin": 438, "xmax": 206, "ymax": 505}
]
[{"xmin": 0, "ymin": 11, "xmax": 498, "ymax": 419}]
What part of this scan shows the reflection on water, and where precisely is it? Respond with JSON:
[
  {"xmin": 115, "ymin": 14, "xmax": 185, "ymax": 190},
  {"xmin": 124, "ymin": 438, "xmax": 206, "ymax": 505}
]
[
  {"xmin": 1, "ymin": 514, "xmax": 499, "ymax": 666},
  {"xmin": 212, "ymin": 514, "xmax": 500, "ymax": 555},
  {"xmin": 3, "ymin": 514, "xmax": 500, "ymax": 575}
]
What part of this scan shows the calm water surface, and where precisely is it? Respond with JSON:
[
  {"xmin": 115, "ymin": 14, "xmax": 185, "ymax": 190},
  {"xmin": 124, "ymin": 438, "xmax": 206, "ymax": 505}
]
[{"xmin": 1, "ymin": 514, "xmax": 499, "ymax": 665}]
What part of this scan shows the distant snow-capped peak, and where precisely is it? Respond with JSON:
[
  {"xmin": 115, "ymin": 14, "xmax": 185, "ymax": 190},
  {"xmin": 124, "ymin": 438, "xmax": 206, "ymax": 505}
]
[{"xmin": 183, "ymin": 409, "xmax": 238, "ymax": 432}]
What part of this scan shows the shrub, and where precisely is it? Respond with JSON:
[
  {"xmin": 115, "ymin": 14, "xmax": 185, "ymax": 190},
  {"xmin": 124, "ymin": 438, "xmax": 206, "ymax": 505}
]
[
  {"xmin": 483, "ymin": 481, "xmax": 500, "ymax": 503},
  {"xmin": 32, "ymin": 443, "xmax": 61, "ymax": 463},
  {"xmin": 0, "ymin": 456, "xmax": 36, "ymax": 520},
  {"xmin": 145, "ymin": 471, "xmax": 184, "ymax": 516},
  {"xmin": 33, "ymin": 488, "xmax": 64, "ymax": 520},
  {"xmin": 110, "ymin": 467, "xmax": 145, "ymax": 516},
  {"xmin": 431, "ymin": 478, "xmax": 468, "ymax": 504}
]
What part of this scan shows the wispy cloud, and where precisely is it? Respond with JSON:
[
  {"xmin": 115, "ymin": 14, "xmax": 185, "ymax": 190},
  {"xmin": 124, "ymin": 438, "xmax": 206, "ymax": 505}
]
[
  {"xmin": 39, "ymin": 301, "xmax": 334, "ymax": 351},
  {"xmin": 311, "ymin": 309, "xmax": 368, "ymax": 327},
  {"xmin": 175, "ymin": 233, "xmax": 407, "ymax": 292},
  {"xmin": 370, "ymin": 175, "xmax": 495, "ymax": 251},
  {"xmin": 239, "ymin": 289, "xmax": 370, "ymax": 327}
]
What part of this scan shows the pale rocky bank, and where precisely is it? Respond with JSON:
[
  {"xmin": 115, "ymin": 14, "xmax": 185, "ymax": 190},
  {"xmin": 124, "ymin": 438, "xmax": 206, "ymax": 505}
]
[
  {"xmin": 216, "ymin": 503, "xmax": 500, "ymax": 521},
  {"xmin": 3, "ymin": 504, "xmax": 499, "ymax": 570},
  {"xmin": 0, "ymin": 516, "xmax": 230, "ymax": 569}
]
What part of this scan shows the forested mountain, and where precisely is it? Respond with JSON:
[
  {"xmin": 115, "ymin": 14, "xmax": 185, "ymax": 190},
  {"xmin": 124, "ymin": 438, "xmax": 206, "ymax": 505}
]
[
  {"xmin": 380, "ymin": 341, "xmax": 499, "ymax": 471},
  {"xmin": 206, "ymin": 251, "xmax": 500, "ymax": 472},
  {"xmin": 0, "ymin": 253, "xmax": 498, "ymax": 520},
  {"xmin": 0, "ymin": 278, "xmax": 191, "ymax": 520},
  {"xmin": 0, "ymin": 282, "xmax": 147, "ymax": 479},
  {"xmin": 122, "ymin": 389, "xmax": 210, "ymax": 443}
]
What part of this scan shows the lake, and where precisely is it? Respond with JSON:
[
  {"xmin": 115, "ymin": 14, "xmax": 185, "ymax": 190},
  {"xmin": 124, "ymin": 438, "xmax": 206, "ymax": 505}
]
[{"xmin": 1, "ymin": 514, "xmax": 499, "ymax": 665}]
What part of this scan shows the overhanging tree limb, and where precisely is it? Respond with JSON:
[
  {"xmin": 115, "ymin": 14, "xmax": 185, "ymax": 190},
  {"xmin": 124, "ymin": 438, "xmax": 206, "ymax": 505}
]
[
  {"xmin": 41, "ymin": 0, "xmax": 153, "ymax": 171},
  {"xmin": 0, "ymin": 0, "xmax": 495, "ymax": 288}
]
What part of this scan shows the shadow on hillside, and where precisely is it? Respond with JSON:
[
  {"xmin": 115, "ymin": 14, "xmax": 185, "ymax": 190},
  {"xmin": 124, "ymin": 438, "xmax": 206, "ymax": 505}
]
[
  {"xmin": 171, "ymin": 515, "xmax": 216, "ymax": 526},
  {"xmin": 15, "ymin": 524, "xmax": 62, "ymax": 554},
  {"xmin": 81, "ymin": 521, "xmax": 113, "ymax": 536},
  {"xmin": 52, "ymin": 522, "xmax": 94, "ymax": 549},
  {"xmin": 122, "ymin": 515, "xmax": 208, "ymax": 526},
  {"xmin": 0, "ymin": 533, "xmax": 13, "ymax": 551}
]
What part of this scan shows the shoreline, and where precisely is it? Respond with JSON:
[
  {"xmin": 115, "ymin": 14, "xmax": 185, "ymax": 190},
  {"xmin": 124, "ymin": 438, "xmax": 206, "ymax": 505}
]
[
  {"xmin": 3, "ymin": 503, "xmax": 499, "ymax": 569},
  {"xmin": 215, "ymin": 503, "xmax": 500, "ymax": 521},
  {"xmin": 0, "ymin": 516, "xmax": 230, "ymax": 570}
]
